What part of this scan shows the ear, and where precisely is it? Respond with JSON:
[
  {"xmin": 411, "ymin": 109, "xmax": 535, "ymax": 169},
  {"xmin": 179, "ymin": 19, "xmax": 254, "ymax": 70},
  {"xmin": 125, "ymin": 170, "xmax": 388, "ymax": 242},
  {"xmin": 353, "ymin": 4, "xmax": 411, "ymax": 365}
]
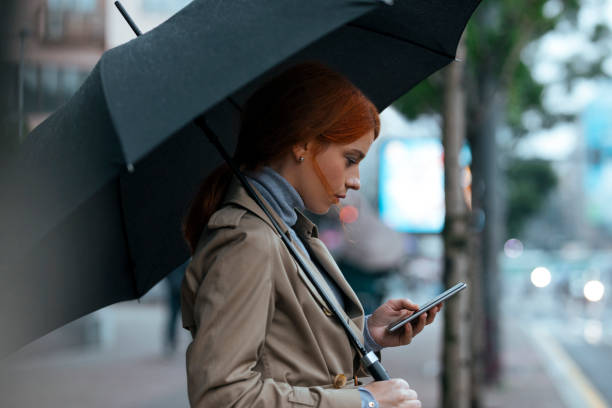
[{"xmin": 292, "ymin": 142, "xmax": 311, "ymax": 161}]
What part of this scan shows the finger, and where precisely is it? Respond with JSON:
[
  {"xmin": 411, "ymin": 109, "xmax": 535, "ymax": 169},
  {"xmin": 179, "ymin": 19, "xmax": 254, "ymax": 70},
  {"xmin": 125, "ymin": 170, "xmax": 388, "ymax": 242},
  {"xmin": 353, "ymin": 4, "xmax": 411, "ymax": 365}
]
[
  {"xmin": 391, "ymin": 378, "xmax": 410, "ymax": 388},
  {"xmin": 426, "ymin": 307, "xmax": 438, "ymax": 324},
  {"xmin": 430, "ymin": 304, "xmax": 443, "ymax": 319},
  {"xmin": 425, "ymin": 312, "xmax": 434, "ymax": 325},
  {"xmin": 403, "ymin": 388, "xmax": 418, "ymax": 400},
  {"xmin": 404, "ymin": 400, "xmax": 422, "ymax": 408},
  {"xmin": 387, "ymin": 298, "xmax": 419, "ymax": 312},
  {"xmin": 399, "ymin": 321, "xmax": 414, "ymax": 345},
  {"xmin": 412, "ymin": 313, "xmax": 427, "ymax": 335}
]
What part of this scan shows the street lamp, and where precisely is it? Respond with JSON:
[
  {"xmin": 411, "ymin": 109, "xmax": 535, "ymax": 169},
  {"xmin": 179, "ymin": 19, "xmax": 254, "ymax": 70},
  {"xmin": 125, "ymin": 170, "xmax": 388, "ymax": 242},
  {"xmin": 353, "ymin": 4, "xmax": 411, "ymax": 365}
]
[{"xmin": 18, "ymin": 28, "xmax": 30, "ymax": 142}]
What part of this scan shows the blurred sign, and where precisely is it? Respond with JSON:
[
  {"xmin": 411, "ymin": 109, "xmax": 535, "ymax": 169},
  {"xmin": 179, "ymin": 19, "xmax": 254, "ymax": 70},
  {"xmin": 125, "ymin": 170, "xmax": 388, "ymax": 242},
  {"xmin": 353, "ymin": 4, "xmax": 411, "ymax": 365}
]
[
  {"xmin": 379, "ymin": 138, "xmax": 444, "ymax": 233},
  {"xmin": 378, "ymin": 138, "xmax": 471, "ymax": 234},
  {"xmin": 583, "ymin": 90, "xmax": 612, "ymax": 229}
]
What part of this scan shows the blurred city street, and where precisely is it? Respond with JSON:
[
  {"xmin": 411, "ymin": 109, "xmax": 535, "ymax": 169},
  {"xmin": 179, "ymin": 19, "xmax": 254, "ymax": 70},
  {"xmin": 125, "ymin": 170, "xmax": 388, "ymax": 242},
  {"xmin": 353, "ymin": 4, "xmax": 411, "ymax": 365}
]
[
  {"xmin": 0, "ymin": 301, "xmax": 191, "ymax": 408},
  {"xmin": 1, "ymin": 279, "xmax": 610, "ymax": 408},
  {"xmin": 3, "ymin": 0, "xmax": 612, "ymax": 407}
]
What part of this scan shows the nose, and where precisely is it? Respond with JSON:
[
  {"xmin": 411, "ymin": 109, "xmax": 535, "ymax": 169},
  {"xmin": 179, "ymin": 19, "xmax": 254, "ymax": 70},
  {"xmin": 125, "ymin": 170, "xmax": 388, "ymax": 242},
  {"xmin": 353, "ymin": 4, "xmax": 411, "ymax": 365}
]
[{"xmin": 346, "ymin": 176, "xmax": 360, "ymax": 191}]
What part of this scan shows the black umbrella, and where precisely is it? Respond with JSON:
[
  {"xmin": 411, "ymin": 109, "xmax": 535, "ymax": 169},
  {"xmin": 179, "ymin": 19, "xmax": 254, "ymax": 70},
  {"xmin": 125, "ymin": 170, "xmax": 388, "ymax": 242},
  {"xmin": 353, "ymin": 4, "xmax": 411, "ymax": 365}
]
[{"xmin": 0, "ymin": 0, "xmax": 480, "ymax": 356}]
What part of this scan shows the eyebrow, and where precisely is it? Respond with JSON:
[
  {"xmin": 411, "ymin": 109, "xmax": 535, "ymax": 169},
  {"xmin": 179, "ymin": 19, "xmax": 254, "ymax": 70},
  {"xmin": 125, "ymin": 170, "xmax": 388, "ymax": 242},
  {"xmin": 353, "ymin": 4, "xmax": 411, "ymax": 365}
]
[{"xmin": 346, "ymin": 148, "xmax": 365, "ymax": 159}]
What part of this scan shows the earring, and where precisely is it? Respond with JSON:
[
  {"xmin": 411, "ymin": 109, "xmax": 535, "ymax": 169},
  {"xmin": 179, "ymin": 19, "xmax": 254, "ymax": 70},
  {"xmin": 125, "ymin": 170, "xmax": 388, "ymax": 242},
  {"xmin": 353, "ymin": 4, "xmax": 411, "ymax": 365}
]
[{"xmin": 298, "ymin": 156, "xmax": 304, "ymax": 162}]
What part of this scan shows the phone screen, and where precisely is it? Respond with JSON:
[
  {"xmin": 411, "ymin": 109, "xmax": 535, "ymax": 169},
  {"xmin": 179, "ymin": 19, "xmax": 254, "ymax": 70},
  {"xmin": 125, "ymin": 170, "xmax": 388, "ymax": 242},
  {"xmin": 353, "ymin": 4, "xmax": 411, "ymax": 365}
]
[{"xmin": 387, "ymin": 282, "xmax": 467, "ymax": 332}]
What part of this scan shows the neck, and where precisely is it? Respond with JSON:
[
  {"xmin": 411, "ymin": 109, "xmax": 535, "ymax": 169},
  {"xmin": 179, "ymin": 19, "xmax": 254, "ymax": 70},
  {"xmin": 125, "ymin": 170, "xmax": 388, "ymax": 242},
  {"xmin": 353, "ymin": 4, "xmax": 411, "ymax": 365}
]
[{"xmin": 244, "ymin": 166, "xmax": 305, "ymax": 227}]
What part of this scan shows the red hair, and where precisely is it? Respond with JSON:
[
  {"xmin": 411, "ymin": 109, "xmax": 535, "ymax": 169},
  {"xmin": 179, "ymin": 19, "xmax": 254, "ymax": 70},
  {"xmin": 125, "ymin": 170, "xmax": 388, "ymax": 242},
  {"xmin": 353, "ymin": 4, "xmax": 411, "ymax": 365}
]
[{"xmin": 183, "ymin": 61, "xmax": 380, "ymax": 253}]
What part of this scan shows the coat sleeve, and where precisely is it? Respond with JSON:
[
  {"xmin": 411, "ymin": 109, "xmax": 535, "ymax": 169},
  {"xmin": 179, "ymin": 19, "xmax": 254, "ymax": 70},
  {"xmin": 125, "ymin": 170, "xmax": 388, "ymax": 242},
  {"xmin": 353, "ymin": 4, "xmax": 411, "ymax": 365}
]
[{"xmin": 183, "ymin": 218, "xmax": 361, "ymax": 408}]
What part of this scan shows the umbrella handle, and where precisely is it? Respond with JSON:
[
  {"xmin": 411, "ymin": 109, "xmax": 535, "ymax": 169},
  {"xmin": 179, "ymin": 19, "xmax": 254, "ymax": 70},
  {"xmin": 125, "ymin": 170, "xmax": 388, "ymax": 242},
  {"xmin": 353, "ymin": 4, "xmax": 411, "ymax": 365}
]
[{"xmin": 362, "ymin": 352, "xmax": 391, "ymax": 381}]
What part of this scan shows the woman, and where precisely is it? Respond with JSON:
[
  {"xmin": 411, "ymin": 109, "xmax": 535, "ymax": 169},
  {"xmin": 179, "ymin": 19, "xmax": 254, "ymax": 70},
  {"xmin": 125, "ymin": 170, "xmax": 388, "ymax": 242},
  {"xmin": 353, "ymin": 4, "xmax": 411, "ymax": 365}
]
[{"xmin": 181, "ymin": 62, "xmax": 441, "ymax": 408}]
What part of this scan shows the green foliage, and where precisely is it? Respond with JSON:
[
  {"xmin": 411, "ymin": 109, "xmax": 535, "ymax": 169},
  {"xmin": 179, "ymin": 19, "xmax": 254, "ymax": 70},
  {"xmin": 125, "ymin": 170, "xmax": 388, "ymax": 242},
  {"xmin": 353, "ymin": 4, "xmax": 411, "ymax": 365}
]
[
  {"xmin": 392, "ymin": 0, "xmax": 584, "ymax": 139},
  {"xmin": 391, "ymin": 73, "xmax": 442, "ymax": 120},
  {"xmin": 506, "ymin": 61, "xmax": 545, "ymax": 133},
  {"xmin": 505, "ymin": 158, "xmax": 558, "ymax": 237},
  {"xmin": 388, "ymin": 0, "xmax": 602, "ymax": 239},
  {"xmin": 591, "ymin": 23, "xmax": 611, "ymax": 42}
]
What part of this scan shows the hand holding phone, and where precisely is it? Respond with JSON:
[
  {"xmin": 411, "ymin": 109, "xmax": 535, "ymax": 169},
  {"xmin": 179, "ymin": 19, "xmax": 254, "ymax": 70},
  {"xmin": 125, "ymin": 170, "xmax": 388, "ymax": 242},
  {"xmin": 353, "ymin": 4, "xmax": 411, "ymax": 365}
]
[{"xmin": 387, "ymin": 282, "xmax": 467, "ymax": 333}]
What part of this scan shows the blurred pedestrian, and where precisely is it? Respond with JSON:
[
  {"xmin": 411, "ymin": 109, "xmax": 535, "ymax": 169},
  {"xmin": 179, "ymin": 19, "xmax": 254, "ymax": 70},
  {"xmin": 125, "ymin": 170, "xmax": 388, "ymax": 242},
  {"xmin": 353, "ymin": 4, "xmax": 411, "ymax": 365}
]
[
  {"xmin": 181, "ymin": 62, "xmax": 441, "ymax": 408},
  {"xmin": 164, "ymin": 259, "xmax": 189, "ymax": 354}
]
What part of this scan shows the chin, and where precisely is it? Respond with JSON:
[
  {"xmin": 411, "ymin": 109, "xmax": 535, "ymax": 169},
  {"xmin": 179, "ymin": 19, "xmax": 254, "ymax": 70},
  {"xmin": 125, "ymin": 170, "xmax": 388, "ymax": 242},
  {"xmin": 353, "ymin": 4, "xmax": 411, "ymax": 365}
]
[{"xmin": 306, "ymin": 203, "xmax": 331, "ymax": 215}]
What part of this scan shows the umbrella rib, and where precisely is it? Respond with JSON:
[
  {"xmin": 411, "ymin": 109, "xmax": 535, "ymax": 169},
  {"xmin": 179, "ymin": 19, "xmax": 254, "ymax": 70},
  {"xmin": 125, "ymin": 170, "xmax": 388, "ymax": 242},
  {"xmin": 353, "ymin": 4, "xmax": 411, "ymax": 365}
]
[
  {"xmin": 116, "ymin": 180, "xmax": 140, "ymax": 296},
  {"xmin": 227, "ymin": 97, "xmax": 243, "ymax": 113},
  {"xmin": 346, "ymin": 22, "xmax": 457, "ymax": 61}
]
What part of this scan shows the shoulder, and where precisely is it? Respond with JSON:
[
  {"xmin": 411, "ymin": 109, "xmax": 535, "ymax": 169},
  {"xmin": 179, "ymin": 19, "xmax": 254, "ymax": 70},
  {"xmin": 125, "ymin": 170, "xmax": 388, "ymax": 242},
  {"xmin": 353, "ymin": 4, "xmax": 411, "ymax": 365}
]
[
  {"xmin": 182, "ymin": 205, "xmax": 281, "ymax": 334},
  {"xmin": 206, "ymin": 204, "xmax": 248, "ymax": 230},
  {"xmin": 185, "ymin": 204, "xmax": 283, "ymax": 293},
  {"xmin": 207, "ymin": 203, "xmax": 280, "ymax": 239},
  {"xmin": 192, "ymin": 203, "xmax": 284, "ymax": 261}
]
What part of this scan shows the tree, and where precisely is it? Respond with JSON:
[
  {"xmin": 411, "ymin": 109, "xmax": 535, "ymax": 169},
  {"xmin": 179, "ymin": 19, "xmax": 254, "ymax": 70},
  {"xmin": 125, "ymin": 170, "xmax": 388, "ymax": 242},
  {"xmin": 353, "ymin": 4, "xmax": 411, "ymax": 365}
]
[
  {"xmin": 505, "ymin": 158, "xmax": 558, "ymax": 238},
  {"xmin": 392, "ymin": 1, "xmax": 588, "ymax": 406},
  {"xmin": 440, "ymin": 34, "xmax": 471, "ymax": 408}
]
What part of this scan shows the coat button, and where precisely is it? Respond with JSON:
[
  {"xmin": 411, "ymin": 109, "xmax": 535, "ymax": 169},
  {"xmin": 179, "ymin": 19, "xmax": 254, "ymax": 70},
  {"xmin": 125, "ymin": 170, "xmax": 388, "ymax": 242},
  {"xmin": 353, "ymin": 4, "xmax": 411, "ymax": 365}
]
[
  {"xmin": 368, "ymin": 402, "xmax": 375, "ymax": 407},
  {"xmin": 333, "ymin": 374, "xmax": 347, "ymax": 388}
]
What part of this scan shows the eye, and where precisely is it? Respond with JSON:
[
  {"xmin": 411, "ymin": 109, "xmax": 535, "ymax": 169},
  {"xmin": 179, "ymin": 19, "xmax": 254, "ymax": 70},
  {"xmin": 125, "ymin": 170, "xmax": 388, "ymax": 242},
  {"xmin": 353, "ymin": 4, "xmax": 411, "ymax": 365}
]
[{"xmin": 345, "ymin": 156, "xmax": 357, "ymax": 166}]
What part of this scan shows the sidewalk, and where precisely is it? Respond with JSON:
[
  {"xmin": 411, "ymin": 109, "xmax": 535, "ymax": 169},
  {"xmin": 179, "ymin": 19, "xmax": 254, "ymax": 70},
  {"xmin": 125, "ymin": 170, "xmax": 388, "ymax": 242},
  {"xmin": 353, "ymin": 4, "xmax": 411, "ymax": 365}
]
[
  {"xmin": 0, "ymin": 302, "xmax": 191, "ymax": 408},
  {"xmin": 0, "ymin": 302, "xmax": 571, "ymax": 408},
  {"xmin": 481, "ymin": 320, "xmax": 567, "ymax": 408},
  {"xmin": 381, "ymin": 316, "xmax": 566, "ymax": 408}
]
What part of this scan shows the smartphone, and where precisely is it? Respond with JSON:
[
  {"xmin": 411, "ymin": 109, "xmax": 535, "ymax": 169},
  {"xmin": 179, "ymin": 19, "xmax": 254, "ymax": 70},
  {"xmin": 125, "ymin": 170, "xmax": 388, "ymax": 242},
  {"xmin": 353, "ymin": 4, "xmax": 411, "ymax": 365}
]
[{"xmin": 387, "ymin": 282, "xmax": 467, "ymax": 333}]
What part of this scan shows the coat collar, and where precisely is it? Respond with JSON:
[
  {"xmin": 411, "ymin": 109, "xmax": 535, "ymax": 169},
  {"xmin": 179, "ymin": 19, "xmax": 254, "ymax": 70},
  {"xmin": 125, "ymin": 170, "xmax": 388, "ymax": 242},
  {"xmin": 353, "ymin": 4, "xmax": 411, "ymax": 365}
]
[
  {"xmin": 294, "ymin": 209, "xmax": 363, "ymax": 320},
  {"xmin": 223, "ymin": 176, "xmax": 291, "ymax": 238},
  {"xmin": 222, "ymin": 176, "xmax": 364, "ymax": 326},
  {"xmin": 223, "ymin": 176, "xmax": 320, "ymax": 244},
  {"xmin": 294, "ymin": 209, "xmax": 318, "ymax": 239}
]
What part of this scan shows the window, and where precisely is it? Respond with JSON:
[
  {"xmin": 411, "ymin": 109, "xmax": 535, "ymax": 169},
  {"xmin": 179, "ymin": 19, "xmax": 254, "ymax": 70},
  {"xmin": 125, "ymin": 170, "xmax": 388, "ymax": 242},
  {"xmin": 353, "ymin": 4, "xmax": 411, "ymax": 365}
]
[
  {"xmin": 22, "ymin": 63, "xmax": 90, "ymax": 113},
  {"xmin": 62, "ymin": 67, "xmax": 84, "ymax": 97},
  {"xmin": 45, "ymin": 0, "xmax": 102, "ymax": 43},
  {"xmin": 47, "ymin": 0, "xmax": 96, "ymax": 13}
]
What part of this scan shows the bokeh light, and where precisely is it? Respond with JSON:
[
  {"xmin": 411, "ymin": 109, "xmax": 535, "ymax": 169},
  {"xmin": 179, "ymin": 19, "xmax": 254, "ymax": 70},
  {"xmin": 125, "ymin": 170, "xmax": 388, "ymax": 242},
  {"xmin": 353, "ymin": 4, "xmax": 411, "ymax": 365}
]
[
  {"xmin": 583, "ymin": 320, "xmax": 603, "ymax": 345},
  {"xmin": 319, "ymin": 229, "xmax": 343, "ymax": 251},
  {"xmin": 583, "ymin": 280, "xmax": 605, "ymax": 302},
  {"xmin": 504, "ymin": 238, "xmax": 524, "ymax": 258},
  {"xmin": 530, "ymin": 267, "xmax": 551, "ymax": 288},
  {"xmin": 339, "ymin": 205, "xmax": 359, "ymax": 224}
]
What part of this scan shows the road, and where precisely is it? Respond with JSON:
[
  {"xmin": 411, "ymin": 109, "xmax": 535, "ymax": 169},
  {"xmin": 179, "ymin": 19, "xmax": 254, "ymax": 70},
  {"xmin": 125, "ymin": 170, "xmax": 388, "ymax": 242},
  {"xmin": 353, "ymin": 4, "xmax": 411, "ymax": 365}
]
[{"xmin": 529, "ymin": 316, "xmax": 612, "ymax": 408}]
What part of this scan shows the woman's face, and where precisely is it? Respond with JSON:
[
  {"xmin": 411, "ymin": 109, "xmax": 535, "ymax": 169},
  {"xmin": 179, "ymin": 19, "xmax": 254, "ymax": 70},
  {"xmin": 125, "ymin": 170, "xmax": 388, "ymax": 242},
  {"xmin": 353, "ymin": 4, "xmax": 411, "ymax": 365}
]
[{"xmin": 297, "ymin": 129, "xmax": 375, "ymax": 214}]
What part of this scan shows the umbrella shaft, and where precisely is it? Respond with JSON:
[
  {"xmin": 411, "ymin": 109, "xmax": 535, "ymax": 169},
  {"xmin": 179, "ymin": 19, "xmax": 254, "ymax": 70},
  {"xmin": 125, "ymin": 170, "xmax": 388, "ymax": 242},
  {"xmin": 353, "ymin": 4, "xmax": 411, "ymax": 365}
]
[{"xmin": 114, "ymin": 1, "xmax": 142, "ymax": 36}]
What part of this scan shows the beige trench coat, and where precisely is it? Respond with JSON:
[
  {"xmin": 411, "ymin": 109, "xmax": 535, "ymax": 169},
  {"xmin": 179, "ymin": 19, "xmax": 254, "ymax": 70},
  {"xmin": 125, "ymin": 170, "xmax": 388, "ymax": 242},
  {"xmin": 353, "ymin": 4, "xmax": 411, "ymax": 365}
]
[{"xmin": 181, "ymin": 177, "xmax": 369, "ymax": 408}]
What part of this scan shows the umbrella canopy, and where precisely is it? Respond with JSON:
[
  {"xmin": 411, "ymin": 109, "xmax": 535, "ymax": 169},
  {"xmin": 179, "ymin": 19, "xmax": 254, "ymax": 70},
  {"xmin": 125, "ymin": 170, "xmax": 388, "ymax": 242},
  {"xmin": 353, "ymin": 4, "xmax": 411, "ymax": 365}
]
[
  {"xmin": 0, "ymin": 0, "xmax": 479, "ymax": 356},
  {"xmin": 105, "ymin": 0, "xmax": 477, "ymax": 164}
]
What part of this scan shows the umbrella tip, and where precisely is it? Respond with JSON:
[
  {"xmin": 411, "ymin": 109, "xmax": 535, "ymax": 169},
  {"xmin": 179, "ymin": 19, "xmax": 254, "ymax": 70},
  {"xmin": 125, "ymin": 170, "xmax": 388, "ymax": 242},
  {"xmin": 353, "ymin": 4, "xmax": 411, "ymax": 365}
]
[{"xmin": 127, "ymin": 163, "xmax": 135, "ymax": 173}]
